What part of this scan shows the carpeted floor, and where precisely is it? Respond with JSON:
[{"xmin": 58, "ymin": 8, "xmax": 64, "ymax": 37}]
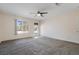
[{"xmin": 0, "ymin": 37, "xmax": 79, "ymax": 55}]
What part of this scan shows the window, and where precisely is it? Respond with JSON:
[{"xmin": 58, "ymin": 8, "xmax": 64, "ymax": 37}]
[{"xmin": 15, "ymin": 19, "xmax": 29, "ymax": 34}]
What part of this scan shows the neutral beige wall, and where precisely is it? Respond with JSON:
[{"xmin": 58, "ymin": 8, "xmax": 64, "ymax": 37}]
[
  {"xmin": 0, "ymin": 12, "xmax": 39, "ymax": 42},
  {"xmin": 0, "ymin": 12, "xmax": 5, "ymax": 42},
  {"xmin": 40, "ymin": 10, "xmax": 79, "ymax": 43}
]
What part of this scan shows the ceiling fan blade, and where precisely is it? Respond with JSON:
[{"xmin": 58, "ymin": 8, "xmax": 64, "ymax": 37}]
[
  {"xmin": 42, "ymin": 12, "xmax": 48, "ymax": 14},
  {"xmin": 30, "ymin": 11, "xmax": 38, "ymax": 14}
]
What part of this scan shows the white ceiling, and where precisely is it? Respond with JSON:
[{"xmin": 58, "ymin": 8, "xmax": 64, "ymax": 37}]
[{"xmin": 0, "ymin": 3, "xmax": 79, "ymax": 20}]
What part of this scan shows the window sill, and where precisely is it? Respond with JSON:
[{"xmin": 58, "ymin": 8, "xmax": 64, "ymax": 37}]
[{"xmin": 17, "ymin": 31, "xmax": 29, "ymax": 34}]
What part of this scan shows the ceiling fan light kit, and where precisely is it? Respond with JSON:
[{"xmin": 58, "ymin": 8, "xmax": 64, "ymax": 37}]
[{"xmin": 37, "ymin": 13, "xmax": 41, "ymax": 16}]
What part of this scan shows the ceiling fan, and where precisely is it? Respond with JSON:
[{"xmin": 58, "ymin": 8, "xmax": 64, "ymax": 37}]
[{"xmin": 31, "ymin": 11, "xmax": 48, "ymax": 17}]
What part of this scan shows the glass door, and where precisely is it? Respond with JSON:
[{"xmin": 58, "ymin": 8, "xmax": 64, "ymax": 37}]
[{"xmin": 33, "ymin": 22, "xmax": 40, "ymax": 38}]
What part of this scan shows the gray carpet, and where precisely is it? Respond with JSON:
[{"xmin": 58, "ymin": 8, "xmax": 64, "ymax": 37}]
[{"xmin": 0, "ymin": 37, "xmax": 79, "ymax": 55}]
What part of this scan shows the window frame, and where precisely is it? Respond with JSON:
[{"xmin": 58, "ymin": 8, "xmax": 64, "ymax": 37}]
[{"xmin": 15, "ymin": 19, "xmax": 29, "ymax": 35}]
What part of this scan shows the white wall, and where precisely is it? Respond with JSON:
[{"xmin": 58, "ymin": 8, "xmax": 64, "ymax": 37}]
[
  {"xmin": 0, "ymin": 11, "xmax": 39, "ymax": 42},
  {"xmin": 40, "ymin": 10, "xmax": 79, "ymax": 43}
]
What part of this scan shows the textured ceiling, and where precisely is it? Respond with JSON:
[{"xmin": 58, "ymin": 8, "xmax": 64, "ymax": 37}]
[{"xmin": 0, "ymin": 3, "xmax": 79, "ymax": 20}]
